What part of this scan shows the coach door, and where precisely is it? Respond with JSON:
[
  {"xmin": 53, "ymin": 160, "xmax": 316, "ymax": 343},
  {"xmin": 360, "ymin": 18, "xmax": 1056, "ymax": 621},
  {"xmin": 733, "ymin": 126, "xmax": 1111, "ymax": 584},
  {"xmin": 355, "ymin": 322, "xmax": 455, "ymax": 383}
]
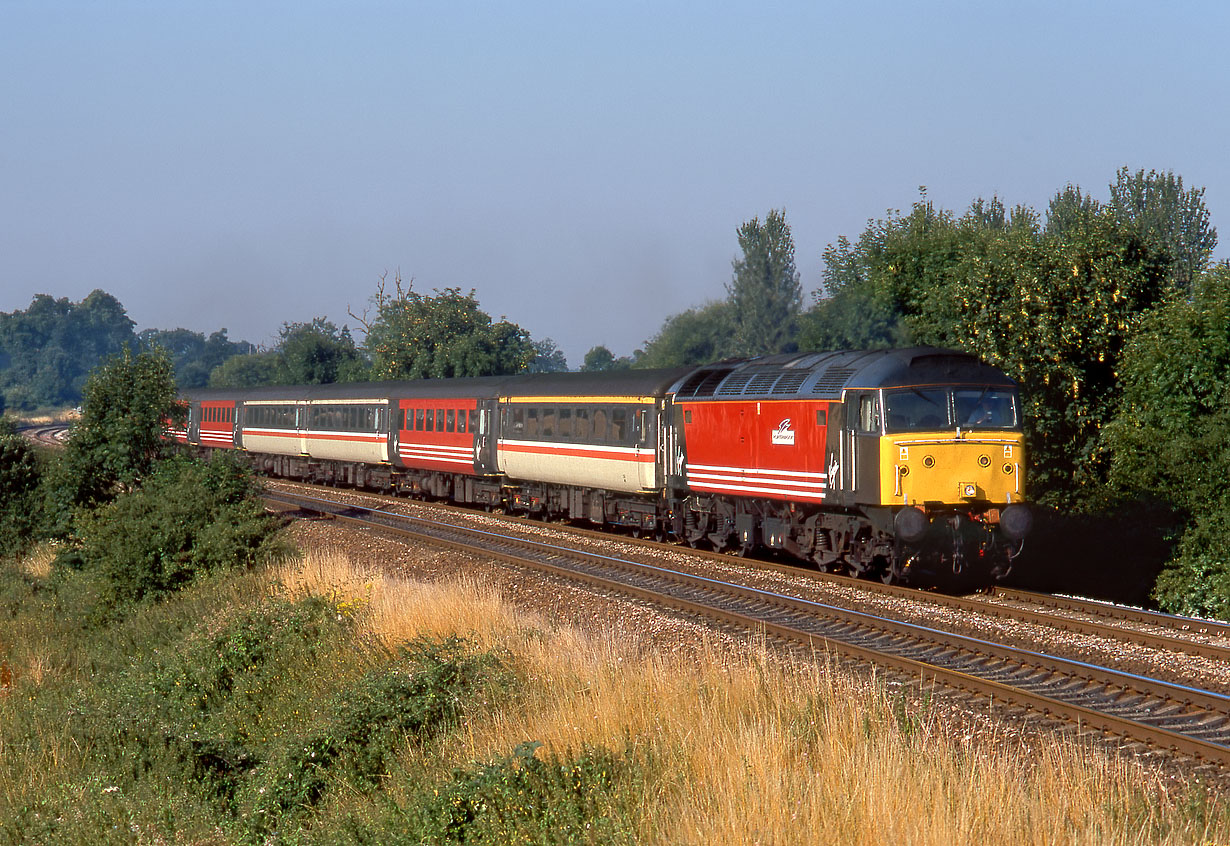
[
  {"xmin": 474, "ymin": 400, "xmax": 499, "ymax": 475},
  {"xmin": 296, "ymin": 402, "xmax": 310, "ymax": 455}
]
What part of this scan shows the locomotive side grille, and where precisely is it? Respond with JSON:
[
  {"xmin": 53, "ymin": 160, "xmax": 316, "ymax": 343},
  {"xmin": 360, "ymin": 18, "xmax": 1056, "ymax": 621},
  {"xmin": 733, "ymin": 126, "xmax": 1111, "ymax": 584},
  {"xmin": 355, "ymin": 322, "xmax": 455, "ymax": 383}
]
[
  {"xmin": 813, "ymin": 366, "xmax": 856, "ymax": 395},
  {"xmin": 676, "ymin": 370, "xmax": 718, "ymax": 398},
  {"xmin": 717, "ymin": 372, "xmax": 755, "ymax": 395},
  {"xmin": 746, "ymin": 372, "xmax": 781, "ymax": 393},
  {"xmin": 678, "ymin": 368, "xmax": 732, "ymax": 398},
  {"xmin": 770, "ymin": 372, "xmax": 810, "ymax": 394}
]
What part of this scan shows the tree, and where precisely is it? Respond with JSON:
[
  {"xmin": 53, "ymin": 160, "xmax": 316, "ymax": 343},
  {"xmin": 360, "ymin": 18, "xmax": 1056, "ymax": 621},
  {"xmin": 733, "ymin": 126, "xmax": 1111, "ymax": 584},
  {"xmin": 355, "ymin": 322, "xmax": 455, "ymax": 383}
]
[
  {"xmin": 527, "ymin": 338, "xmax": 569, "ymax": 373},
  {"xmin": 275, "ymin": 318, "xmax": 368, "ymax": 384},
  {"xmin": 1102, "ymin": 263, "xmax": 1230, "ymax": 616},
  {"xmin": 56, "ymin": 347, "xmax": 184, "ymax": 511},
  {"xmin": 727, "ymin": 209, "xmax": 803, "ymax": 357},
  {"xmin": 357, "ymin": 274, "xmax": 534, "ymax": 380},
  {"xmin": 208, "ymin": 351, "xmax": 281, "ymax": 388},
  {"xmin": 1108, "ymin": 167, "xmax": 1217, "ymax": 291},
  {"xmin": 581, "ymin": 345, "xmax": 637, "ymax": 371},
  {"xmin": 138, "ymin": 327, "xmax": 252, "ymax": 388},
  {"xmin": 637, "ymin": 300, "xmax": 735, "ymax": 368},
  {"xmin": 0, "ymin": 290, "xmax": 137, "ymax": 410}
]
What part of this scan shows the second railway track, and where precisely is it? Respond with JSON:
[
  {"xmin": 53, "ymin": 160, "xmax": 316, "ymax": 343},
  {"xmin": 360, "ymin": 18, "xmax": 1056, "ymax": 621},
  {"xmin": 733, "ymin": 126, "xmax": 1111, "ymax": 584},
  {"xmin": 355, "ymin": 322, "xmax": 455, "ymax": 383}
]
[{"xmin": 267, "ymin": 486, "xmax": 1230, "ymax": 773}]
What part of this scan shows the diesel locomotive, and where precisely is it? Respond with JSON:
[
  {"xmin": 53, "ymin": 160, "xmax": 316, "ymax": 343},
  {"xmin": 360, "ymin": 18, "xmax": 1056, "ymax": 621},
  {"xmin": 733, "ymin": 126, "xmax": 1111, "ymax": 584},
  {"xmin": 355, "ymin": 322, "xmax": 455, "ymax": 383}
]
[{"xmin": 172, "ymin": 347, "xmax": 1032, "ymax": 588}]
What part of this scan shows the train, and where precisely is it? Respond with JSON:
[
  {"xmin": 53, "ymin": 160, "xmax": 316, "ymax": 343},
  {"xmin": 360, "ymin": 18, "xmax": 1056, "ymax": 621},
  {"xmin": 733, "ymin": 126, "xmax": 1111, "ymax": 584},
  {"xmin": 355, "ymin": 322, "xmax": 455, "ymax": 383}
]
[{"xmin": 171, "ymin": 347, "xmax": 1032, "ymax": 588}]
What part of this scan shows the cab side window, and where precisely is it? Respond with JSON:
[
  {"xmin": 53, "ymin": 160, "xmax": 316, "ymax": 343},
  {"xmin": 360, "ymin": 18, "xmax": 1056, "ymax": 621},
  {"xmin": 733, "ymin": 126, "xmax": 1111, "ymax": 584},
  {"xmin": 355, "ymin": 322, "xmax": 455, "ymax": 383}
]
[{"xmin": 857, "ymin": 394, "xmax": 881, "ymax": 434}]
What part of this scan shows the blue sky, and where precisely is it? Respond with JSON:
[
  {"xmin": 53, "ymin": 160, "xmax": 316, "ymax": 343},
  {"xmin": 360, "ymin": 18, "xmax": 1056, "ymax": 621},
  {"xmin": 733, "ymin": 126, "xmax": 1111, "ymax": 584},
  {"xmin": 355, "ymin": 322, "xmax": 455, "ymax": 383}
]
[{"xmin": 3, "ymin": 1, "xmax": 1227, "ymax": 365}]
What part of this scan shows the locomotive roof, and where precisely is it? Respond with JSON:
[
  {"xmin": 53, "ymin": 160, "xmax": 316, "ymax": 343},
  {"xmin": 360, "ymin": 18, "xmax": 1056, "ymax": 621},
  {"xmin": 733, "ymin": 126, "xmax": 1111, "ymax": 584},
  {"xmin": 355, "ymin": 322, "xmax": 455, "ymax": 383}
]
[{"xmin": 668, "ymin": 347, "xmax": 1015, "ymax": 401}]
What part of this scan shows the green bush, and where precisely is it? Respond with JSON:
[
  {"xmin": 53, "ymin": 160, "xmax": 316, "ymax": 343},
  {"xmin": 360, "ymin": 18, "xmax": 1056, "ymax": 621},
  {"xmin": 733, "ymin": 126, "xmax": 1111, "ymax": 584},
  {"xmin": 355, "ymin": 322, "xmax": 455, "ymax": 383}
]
[
  {"xmin": 0, "ymin": 427, "xmax": 45, "ymax": 555},
  {"xmin": 380, "ymin": 742, "xmax": 640, "ymax": 845},
  {"xmin": 73, "ymin": 452, "xmax": 283, "ymax": 607},
  {"xmin": 247, "ymin": 635, "xmax": 511, "ymax": 837}
]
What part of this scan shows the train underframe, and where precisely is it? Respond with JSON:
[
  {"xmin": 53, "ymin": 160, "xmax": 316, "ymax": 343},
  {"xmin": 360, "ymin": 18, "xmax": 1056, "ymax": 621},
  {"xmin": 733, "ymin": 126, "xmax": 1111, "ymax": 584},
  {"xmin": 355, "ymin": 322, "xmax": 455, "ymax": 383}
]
[{"xmin": 233, "ymin": 449, "xmax": 1021, "ymax": 590}]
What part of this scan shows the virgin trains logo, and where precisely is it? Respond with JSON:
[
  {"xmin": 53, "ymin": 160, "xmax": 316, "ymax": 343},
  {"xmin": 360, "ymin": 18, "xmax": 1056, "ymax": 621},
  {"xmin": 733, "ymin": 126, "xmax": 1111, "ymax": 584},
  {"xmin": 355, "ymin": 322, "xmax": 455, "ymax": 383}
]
[{"xmin": 771, "ymin": 418, "xmax": 795, "ymax": 445}]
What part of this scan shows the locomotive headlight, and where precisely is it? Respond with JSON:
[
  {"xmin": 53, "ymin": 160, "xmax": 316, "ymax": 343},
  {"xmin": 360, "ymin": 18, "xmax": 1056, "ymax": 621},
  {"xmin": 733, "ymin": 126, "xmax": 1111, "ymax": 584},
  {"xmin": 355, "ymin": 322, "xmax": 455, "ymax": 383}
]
[
  {"xmin": 978, "ymin": 454, "xmax": 990, "ymax": 467},
  {"xmin": 922, "ymin": 455, "xmax": 935, "ymax": 468},
  {"xmin": 1003, "ymin": 463, "xmax": 1014, "ymax": 475}
]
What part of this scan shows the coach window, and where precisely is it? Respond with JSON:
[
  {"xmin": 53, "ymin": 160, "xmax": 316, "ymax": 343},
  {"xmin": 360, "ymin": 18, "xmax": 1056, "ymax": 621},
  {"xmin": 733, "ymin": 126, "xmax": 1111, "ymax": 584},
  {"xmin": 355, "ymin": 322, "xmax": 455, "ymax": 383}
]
[
  {"xmin": 468, "ymin": 409, "xmax": 478, "ymax": 432},
  {"xmin": 436, "ymin": 409, "xmax": 444, "ymax": 431},
  {"xmin": 575, "ymin": 408, "xmax": 589, "ymax": 441},
  {"xmin": 511, "ymin": 408, "xmax": 525, "ymax": 435},
  {"xmin": 816, "ymin": 409, "xmax": 827, "ymax": 426},
  {"xmin": 446, "ymin": 409, "xmax": 456, "ymax": 432},
  {"xmin": 541, "ymin": 407, "xmax": 555, "ymax": 438},
  {"xmin": 525, "ymin": 408, "xmax": 539, "ymax": 436},
  {"xmin": 611, "ymin": 408, "xmax": 627, "ymax": 444},
  {"xmin": 424, "ymin": 409, "xmax": 433, "ymax": 431},
  {"xmin": 592, "ymin": 408, "xmax": 608, "ymax": 442},
  {"xmin": 558, "ymin": 408, "xmax": 572, "ymax": 438},
  {"xmin": 456, "ymin": 410, "xmax": 466, "ymax": 433}
]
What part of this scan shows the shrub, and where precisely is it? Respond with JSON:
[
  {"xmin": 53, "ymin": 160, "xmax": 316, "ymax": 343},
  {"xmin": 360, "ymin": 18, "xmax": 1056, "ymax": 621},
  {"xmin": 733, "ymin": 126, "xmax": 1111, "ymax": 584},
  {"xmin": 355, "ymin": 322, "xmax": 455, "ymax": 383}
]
[
  {"xmin": 0, "ymin": 428, "xmax": 45, "ymax": 555},
  {"xmin": 392, "ymin": 742, "xmax": 641, "ymax": 845},
  {"xmin": 247, "ymin": 635, "xmax": 511, "ymax": 836},
  {"xmin": 74, "ymin": 452, "xmax": 283, "ymax": 607}
]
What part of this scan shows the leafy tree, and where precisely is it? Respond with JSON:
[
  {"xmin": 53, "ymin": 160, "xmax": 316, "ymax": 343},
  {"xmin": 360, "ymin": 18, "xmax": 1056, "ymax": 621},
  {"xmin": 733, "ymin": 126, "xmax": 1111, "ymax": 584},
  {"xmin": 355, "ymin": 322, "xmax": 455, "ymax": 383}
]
[
  {"xmin": 274, "ymin": 318, "xmax": 368, "ymax": 384},
  {"xmin": 727, "ymin": 209, "xmax": 803, "ymax": 356},
  {"xmin": 55, "ymin": 346, "xmax": 184, "ymax": 512},
  {"xmin": 1102, "ymin": 263, "xmax": 1230, "ymax": 615},
  {"xmin": 358, "ymin": 274, "xmax": 534, "ymax": 380},
  {"xmin": 637, "ymin": 300, "xmax": 735, "ymax": 368},
  {"xmin": 527, "ymin": 338, "xmax": 569, "ymax": 373},
  {"xmin": 1108, "ymin": 167, "xmax": 1217, "ymax": 291},
  {"xmin": 138, "ymin": 327, "xmax": 252, "ymax": 388},
  {"xmin": 208, "ymin": 351, "xmax": 282, "ymax": 388},
  {"xmin": 0, "ymin": 290, "xmax": 137, "ymax": 410},
  {"xmin": 1044, "ymin": 184, "xmax": 1102, "ymax": 238},
  {"xmin": 581, "ymin": 345, "xmax": 634, "ymax": 371}
]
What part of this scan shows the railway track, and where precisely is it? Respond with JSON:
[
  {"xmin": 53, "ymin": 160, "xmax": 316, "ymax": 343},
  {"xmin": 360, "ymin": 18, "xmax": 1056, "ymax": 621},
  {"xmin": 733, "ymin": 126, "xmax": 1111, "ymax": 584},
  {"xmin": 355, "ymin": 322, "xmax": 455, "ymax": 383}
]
[
  {"xmin": 266, "ymin": 479, "xmax": 1230, "ymax": 669},
  {"xmin": 266, "ymin": 486, "xmax": 1230, "ymax": 771}
]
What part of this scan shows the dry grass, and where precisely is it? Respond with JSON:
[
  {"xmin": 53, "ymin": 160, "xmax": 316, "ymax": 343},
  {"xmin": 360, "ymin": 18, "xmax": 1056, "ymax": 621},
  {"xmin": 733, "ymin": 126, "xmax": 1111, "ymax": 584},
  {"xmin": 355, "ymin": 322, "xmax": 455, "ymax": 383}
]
[
  {"xmin": 18, "ymin": 542, "xmax": 58, "ymax": 581},
  {"xmin": 275, "ymin": 551, "xmax": 1228, "ymax": 845}
]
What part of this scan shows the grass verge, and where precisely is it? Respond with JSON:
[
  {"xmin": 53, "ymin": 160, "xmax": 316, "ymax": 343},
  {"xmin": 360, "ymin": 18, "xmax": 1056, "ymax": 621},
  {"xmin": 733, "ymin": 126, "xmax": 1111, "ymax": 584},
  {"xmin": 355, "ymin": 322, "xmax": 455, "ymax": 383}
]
[{"xmin": 1, "ymin": 544, "xmax": 1227, "ymax": 844}]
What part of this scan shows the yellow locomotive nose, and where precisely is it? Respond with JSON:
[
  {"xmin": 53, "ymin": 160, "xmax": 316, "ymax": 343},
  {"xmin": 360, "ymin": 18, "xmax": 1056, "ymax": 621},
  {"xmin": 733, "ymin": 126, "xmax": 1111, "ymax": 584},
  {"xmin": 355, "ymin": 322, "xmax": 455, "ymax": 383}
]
[{"xmin": 882, "ymin": 432, "xmax": 1025, "ymax": 506}]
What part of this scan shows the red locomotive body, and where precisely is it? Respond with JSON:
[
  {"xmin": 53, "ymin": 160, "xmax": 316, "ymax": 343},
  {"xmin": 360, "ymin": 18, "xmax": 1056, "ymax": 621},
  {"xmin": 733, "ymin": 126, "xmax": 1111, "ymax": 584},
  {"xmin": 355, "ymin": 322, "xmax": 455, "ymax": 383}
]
[{"xmin": 677, "ymin": 398, "xmax": 831, "ymax": 504}]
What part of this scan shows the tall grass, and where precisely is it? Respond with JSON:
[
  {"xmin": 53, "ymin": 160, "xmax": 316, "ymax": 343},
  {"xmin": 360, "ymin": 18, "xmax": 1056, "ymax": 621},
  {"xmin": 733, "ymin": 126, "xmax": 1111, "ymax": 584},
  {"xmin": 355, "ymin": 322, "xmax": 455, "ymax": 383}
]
[
  {"xmin": 277, "ymin": 549, "xmax": 1230, "ymax": 844},
  {"xmin": 2, "ymin": 544, "xmax": 1226, "ymax": 844}
]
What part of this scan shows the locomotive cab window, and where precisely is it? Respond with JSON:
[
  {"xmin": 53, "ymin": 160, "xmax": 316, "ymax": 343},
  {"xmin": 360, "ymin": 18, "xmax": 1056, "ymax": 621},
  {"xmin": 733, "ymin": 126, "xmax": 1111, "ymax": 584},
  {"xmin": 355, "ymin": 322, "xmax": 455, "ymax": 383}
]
[
  {"xmin": 954, "ymin": 389, "xmax": 1018, "ymax": 429},
  {"xmin": 882, "ymin": 387, "xmax": 1021, "ymax": 433},
  {"xmin": 857, "ymin": 395, "xmax": 881, "ymax": 434}
]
